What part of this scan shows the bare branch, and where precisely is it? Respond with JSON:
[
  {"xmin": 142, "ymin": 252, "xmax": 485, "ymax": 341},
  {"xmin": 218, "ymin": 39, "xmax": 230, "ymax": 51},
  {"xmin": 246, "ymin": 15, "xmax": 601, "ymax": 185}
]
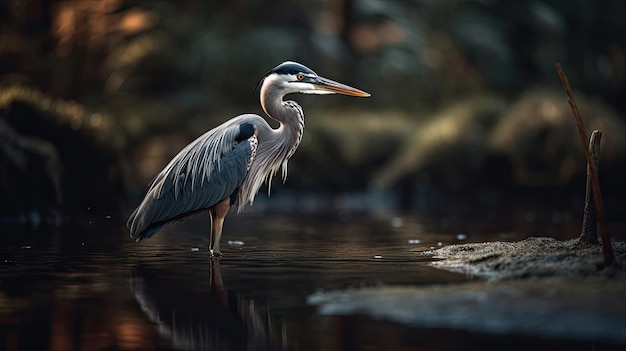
[
  {"xmin": 580, "ymin": 130, "xmax": 601, "ymax": 244},
  {"xmin": 555, "ymin": 63, "xmax": 613, "ymax": 266}
]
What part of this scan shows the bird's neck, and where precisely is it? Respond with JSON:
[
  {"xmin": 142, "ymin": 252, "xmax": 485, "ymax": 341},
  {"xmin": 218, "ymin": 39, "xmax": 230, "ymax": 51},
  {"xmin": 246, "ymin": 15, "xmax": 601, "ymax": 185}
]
[
  {"xmin": 280, "ymin": 100, "xmax": 305, "ymax": 159},
  {"xmin": 261, "ymin": 92, "xmax": 305, "ymax": 160},
  {"xmin": 234, "ymin": 89, "xmax": 305, "ymax": 212}
]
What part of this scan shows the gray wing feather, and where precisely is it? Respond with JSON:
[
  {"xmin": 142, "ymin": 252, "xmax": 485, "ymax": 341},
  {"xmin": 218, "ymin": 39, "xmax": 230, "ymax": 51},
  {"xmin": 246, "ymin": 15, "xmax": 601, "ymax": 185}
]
[{"xmin": 128, "ymin": 118, "xmax": 257, "ymax": 240}]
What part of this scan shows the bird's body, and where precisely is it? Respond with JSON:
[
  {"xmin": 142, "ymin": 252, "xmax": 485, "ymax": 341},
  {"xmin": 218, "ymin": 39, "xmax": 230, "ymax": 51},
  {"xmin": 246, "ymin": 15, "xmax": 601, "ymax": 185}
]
[{"xmin": 127, "ymin": 61, "xmax": 369, "ymax": 256}]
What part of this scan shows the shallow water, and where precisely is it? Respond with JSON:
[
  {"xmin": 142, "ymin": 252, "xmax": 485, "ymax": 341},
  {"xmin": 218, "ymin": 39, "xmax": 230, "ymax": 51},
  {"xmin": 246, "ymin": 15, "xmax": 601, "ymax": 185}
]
[{"xmin": 0, "ymin": 209, "xmax": 623, "ymax": 350}]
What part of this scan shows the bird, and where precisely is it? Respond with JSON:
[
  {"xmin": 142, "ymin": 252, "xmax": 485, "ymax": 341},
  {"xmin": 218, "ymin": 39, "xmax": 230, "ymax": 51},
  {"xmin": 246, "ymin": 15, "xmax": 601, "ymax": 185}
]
[{"xmin": 127, "ymin": 61, "xmax": 370, "ymax": 256}]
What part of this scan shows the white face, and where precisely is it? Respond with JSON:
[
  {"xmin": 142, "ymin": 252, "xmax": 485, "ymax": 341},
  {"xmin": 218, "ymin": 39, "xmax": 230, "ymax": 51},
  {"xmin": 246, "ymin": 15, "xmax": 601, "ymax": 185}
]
[
  {"xmin": 271, "ymin": 72, "xmax": 336, "ymax": 95},
  {"xmin": 261, "ymin": 65, "xmax": 369, "ymax": 98}
]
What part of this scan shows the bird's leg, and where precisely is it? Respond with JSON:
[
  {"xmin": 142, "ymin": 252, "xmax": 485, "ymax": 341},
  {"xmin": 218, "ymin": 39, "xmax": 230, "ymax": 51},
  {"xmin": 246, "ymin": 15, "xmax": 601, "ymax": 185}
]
[{"xmin": 208, "ymin": 197, "xmax": 230, "ymax": 257}]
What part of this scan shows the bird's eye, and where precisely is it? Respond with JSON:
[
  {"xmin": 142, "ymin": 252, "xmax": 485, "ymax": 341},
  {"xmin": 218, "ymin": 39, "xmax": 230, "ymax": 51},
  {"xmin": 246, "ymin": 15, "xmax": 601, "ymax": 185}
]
[{"xmin": 296, "ymin": 73, "xmax": 305, "ymax": 81}]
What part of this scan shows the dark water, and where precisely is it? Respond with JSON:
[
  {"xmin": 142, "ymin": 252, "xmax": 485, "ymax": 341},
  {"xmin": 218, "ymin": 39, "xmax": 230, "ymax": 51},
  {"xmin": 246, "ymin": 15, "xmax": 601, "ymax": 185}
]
[{"xmin": 0, "ymin": 209, "xmax": 623, "ymax": 350}]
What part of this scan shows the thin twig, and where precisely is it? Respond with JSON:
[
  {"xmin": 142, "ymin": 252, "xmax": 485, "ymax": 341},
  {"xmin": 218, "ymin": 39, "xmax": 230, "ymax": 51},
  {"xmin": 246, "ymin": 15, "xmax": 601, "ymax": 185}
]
[
  {"xmin": 580, "ymin": 130, "xmax": 601, "ymax": 244},
  {"xmin": 555, "ymin": 63, "xmax": 613, "ymax": 266}
]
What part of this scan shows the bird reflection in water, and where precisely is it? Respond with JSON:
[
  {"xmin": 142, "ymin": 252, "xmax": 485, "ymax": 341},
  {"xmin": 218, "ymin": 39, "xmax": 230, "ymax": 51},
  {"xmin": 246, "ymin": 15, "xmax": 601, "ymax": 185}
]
[{"xmin": 130, "ymin": 261, "xmax": 287, "ymax": 350}]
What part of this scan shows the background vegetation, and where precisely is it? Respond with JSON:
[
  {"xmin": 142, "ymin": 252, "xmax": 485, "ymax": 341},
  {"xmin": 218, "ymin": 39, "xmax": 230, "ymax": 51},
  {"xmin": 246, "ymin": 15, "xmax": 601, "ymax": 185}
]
[{"xmin": 1, "ymin": 0, "xmax": 625, "ymax": 222}]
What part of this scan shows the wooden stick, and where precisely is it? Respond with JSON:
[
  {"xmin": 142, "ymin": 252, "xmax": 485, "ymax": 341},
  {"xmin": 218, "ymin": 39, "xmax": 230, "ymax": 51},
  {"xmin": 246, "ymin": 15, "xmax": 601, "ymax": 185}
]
[
  {"xmin": 555, "ymin": 63, "xmax": 614, "ymax": 266},
  {"xmin": 580, "ymin": 130, "xmax": 601, "ymax": 244}
]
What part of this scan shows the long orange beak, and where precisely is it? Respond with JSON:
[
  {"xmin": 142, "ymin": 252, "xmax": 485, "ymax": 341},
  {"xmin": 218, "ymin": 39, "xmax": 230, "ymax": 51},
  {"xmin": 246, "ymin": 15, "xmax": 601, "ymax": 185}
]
[{"xmin": 313, "ymin": 76, "xmax": 371, "ymax": 97}]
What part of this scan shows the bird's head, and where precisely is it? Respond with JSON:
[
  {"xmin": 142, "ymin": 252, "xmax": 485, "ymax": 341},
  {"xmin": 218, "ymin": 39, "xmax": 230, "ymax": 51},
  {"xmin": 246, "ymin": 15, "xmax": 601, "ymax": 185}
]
[{"xmin": 258, "ymin": 61, "xmax": 370, "ymax": 98}]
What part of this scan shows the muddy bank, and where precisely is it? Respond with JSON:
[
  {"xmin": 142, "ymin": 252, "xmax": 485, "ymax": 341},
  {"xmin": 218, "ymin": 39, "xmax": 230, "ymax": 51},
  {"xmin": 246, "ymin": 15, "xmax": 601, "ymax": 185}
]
[
  {"xmin": 308, "ymin": 238, "xmax": 626, "ymax": 343},
  {"xmin": 423, "ymin": 237, "xmax": 626, "ymax": 280}
]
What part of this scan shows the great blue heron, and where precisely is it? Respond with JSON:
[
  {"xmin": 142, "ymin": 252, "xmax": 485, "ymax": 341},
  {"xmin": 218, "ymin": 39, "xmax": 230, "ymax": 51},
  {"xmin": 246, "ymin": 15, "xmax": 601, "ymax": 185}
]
[{"xmin": 127, "ymin": 61, "xmax": 370, "ymax": 256}]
